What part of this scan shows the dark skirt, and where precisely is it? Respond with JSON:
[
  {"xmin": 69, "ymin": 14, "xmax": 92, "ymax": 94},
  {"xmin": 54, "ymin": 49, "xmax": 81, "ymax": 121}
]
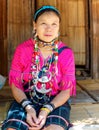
[{"xmin": 2, "ymin": 94, "xmax": 72, "ymax": 130}]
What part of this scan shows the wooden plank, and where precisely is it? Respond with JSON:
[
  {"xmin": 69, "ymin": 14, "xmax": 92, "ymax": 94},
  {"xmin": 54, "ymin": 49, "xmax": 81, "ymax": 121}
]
[
  {"xmin": 68, "ymin": 0, "xmax": 86, "ymax": 65},
  {"xmin": 57, "ymin": 0, "xmax": 68, "ymax": 36},
  {"xmin": 77, "ymin": 80, "xmax": 99, "ymax": 102},
  {"xmin": 8, "ymin": 0, "xmax": 35, "ymax": 69},
  {"xmin": 0, "ymin": 0, "xmax": 3, "ymax": 38},
  {"xmin": 92, "ymin": 0, "xmax": 99, "ymax": 78},
  {"xmin": 0, "ymin": 0, "xmax": 7, "ymax": 76},
  {"xmin": 71, "ymin": 85, "xmax": 95, "ymax": 104},
  {"xmin": 77, "ymin": 0, "xmax": 85, "ymax": 26},
  {"xmin": 68, "ymin": 0, "xmax": 85, "ymax": 26},
  {"xmin": 68, "ymin": 0, "xmax": 78, "ymax": 26},
  {"xmin": 36, "ymin": 0, "xmax": 57, "ymax": 8},
  {"xmin": 77, "ymin": 79, "xmax": 96, "ymax": 84},
  {"xmin": 68, "ymin": 27, "xmax": 86, "ymax": 65}
]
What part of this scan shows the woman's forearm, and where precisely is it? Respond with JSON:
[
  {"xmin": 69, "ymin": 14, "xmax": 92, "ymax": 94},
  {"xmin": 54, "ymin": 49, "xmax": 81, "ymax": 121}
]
[
  {"xmin": 51, "ymin": 88, "xmax": 70, "ymax": 108},
  {"xmin": 11, "ymin": 83, "xmax": 27, "ymax": 103},
  {"xmin": 11, "ymin": 83, "xmax": 70, "ymax": 107}
]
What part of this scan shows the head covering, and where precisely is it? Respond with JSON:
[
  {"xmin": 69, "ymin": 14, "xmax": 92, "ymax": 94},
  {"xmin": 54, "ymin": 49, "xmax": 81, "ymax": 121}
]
[{"xmin": 34, "ymin": 5, "xmax": 60, "ymax": 21}]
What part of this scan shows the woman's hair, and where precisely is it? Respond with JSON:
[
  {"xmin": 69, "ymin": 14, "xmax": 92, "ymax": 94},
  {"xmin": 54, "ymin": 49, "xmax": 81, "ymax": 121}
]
[{"xmin": 34, "ymin": 5, "xmax": 61, "ymax": 22}]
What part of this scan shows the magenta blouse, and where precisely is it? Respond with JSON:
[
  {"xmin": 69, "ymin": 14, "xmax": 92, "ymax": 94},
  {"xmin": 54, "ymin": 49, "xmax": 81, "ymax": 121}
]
[{"xmin": 9, "ymin": 39, "xmax": 76, "ymax": 96}]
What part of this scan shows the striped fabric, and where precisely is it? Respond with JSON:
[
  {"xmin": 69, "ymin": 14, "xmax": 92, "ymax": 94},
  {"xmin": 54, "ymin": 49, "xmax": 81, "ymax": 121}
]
[{"xmin": 2, "ymin": 100, "xmax": 72, "ymax": 130}]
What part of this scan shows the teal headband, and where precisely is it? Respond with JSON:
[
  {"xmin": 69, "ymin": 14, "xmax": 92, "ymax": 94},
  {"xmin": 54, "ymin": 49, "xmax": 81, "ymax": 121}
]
[{"xmin": 34, "ymin": 5, "xmax": 60, "ymax": 21}]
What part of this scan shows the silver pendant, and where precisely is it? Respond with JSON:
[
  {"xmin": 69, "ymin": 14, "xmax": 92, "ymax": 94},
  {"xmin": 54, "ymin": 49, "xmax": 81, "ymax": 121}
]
[
  {"xmin": 37, "ymin": 72, "xmax": 52, "ymax": 83},
  {"xmin": 36, "ymin": 83, "xmax": 52, "ymax": 94}
]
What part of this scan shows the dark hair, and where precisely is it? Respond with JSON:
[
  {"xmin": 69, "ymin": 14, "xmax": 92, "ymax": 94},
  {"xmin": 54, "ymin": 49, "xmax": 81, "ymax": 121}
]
[{"xmin": 34, "ymin": 5, "xmax": 61, "ymax": 22}]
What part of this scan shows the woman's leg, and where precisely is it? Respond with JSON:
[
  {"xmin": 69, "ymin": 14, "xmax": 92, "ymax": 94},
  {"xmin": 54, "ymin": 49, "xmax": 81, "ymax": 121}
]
[
  {"xmin": 2, "ymin": 101, "xmax": 28, "ymax": 130},
  {"xmin": 43, "ymin": 102, "xmax": 71, "ymax": 130},
  {"xmin": 7, "ymin": 128, "xmax": 16, "ymax": 130},
  {"xmin": 43, "ymin": 124, "xmax": 64, "ymax": 130}
]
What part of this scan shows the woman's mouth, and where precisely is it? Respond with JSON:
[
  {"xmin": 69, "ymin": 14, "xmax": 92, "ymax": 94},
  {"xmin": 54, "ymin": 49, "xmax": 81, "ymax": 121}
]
[{"xmin": 44, "ymin": 34, "xmax": 52, "ymax": 37}]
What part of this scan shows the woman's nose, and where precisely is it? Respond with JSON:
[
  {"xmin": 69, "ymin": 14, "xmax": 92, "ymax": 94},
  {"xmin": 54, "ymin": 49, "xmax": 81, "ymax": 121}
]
[{"xmin": 46, "ymin": 25, "xmax": 52, "ymax": 31}]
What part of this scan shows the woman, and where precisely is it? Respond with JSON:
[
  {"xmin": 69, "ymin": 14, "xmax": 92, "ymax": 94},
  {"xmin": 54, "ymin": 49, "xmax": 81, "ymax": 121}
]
[{"xmin": 2, "ymin": 5, "xmax": 76, "ymax": 130}]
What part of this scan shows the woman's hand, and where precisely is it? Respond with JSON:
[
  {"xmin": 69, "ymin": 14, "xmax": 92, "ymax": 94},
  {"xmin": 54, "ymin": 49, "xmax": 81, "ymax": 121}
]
[
  {"xmin": 29, "ymin": 109, "xmax": 48, "ymax": 130},
  {"xmin": 38, "ymin": 110, "xmax": 48, "ymax": 128},
  {"xmin": 26, "ymin": 107, "xmax": 39, "ymax": 128}
]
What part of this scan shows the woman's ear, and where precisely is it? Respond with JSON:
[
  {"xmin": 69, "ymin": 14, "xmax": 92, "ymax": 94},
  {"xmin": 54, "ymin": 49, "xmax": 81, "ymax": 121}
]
[
  {"xmin": 32, "ymin": 21, "xmax": 37, "ymax": 38},
  {"xmin": 33, "ymin": 21, "xmax": 36, "ymax": 30}
]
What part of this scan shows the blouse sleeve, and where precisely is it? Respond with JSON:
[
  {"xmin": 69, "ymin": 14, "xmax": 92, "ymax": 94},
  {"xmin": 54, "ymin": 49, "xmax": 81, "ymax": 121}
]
[
  {"xmin": 59, "ymin": 48, "xmax": 76, "ymax": 96},
  {"xmin": 9, "ymin": 45, "xmax": 25, "ymax": 91}
]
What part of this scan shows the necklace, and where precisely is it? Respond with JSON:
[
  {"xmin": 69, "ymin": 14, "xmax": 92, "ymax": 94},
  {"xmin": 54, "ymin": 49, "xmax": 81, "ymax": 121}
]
[
  {"xmin": 29, "ymin": 37, "xmax": 59, "ymax": 102},
  {"xmin": 36, "ymin": 36, "xmax": 57, "ymax": 46}
]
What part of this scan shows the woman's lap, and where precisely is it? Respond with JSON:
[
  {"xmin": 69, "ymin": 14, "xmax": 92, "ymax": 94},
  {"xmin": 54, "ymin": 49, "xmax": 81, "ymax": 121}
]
[
  {"xmin": 2, "ymin": 100, "xmax": 71, "ymax": 130},
  {"xmin": 45, "ymin": 102, "xmax": 71, "ymax": 130},
  {"xmin": 1, "ymin": 101, "xmax": 29, "ymax": 130}
]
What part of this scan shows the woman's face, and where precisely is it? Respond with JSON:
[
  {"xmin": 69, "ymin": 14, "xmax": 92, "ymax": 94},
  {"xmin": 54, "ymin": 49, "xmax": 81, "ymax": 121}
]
[{"xmin": 34, "ymin": 12, "xmax": 60, "ymax": 42}]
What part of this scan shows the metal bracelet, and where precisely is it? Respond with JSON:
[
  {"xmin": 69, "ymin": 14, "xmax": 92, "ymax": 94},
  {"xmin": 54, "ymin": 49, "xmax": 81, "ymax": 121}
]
[
  {"xmin": 25, "ymin": 104, "xmax": 33, "ymax": 110},
  {"xmin": 43, "ymin": 103, "xmax": 55, "ymax": 112},
  {"xmin": 20, "ymin": 99, "xmax": 32, "ymax": 109}
]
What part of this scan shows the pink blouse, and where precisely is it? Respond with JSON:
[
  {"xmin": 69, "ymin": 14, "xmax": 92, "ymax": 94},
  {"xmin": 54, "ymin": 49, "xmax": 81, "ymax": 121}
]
[{"xmin": 9, "ymin": 38, "xmax": 76, "ymax": 96}]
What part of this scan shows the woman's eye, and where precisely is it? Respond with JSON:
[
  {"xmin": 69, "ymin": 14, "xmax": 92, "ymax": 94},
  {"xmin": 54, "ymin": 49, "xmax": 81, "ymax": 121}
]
[
  {"xmin": 52, "ymin": 23, "xmax": 57, "ymax": 27},
  {"xmin": 53, "ymin": 23, "xmax": 57, "ymax": 25},
  {"xmin": 41, "ymin": 23, "xmax": 46, "ymax": 25}
]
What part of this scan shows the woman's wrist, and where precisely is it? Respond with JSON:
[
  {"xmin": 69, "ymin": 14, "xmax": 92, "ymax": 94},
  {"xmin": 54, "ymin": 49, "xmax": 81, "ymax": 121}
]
[
  {"xmin": 40, "ymin": 103, "xmax": 55, "ymax": 115},
  {"xmin": 43, "ymin": 103, "xmax": 55, "ymax": 112},
  {"xmin": 20, "ymin": 99, "xmax": 35, "ymax": 111},
  {"xmin": 25, "ymin": 104, "xmax": 36, "ymax": 113},
  {"xmin": 40, "ymin": 107, "xmax": 50, "ymax": 114},
  {"xmin": 20, "ymin": 99, "xmax": 32, "ymax": 108},
  {"xmin": 25, "ymin": 104, "xmax": 33, "ymax": 110}
]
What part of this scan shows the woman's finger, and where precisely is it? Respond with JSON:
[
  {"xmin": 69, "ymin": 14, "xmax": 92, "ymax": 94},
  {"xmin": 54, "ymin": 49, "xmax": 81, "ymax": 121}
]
[{"xmin": 26, "ymin": 114, "xmax": 39, "ymax": 127}]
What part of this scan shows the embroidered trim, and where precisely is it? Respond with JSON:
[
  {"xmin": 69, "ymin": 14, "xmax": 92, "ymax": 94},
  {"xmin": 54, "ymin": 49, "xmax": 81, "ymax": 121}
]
[
  {"xmin": 47, "ymin": 115, "xmax": 69, "ymax": 126},
  {"xmin": 3, "ymin": 119, "xmax": 29, "ymax": 127}
]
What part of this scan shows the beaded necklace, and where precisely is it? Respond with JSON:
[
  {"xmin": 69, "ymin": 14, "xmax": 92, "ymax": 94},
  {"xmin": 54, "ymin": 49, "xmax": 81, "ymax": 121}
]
[{"xmin": 29, "ymin": 37, "xmax": 59, "ymax": 100}]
